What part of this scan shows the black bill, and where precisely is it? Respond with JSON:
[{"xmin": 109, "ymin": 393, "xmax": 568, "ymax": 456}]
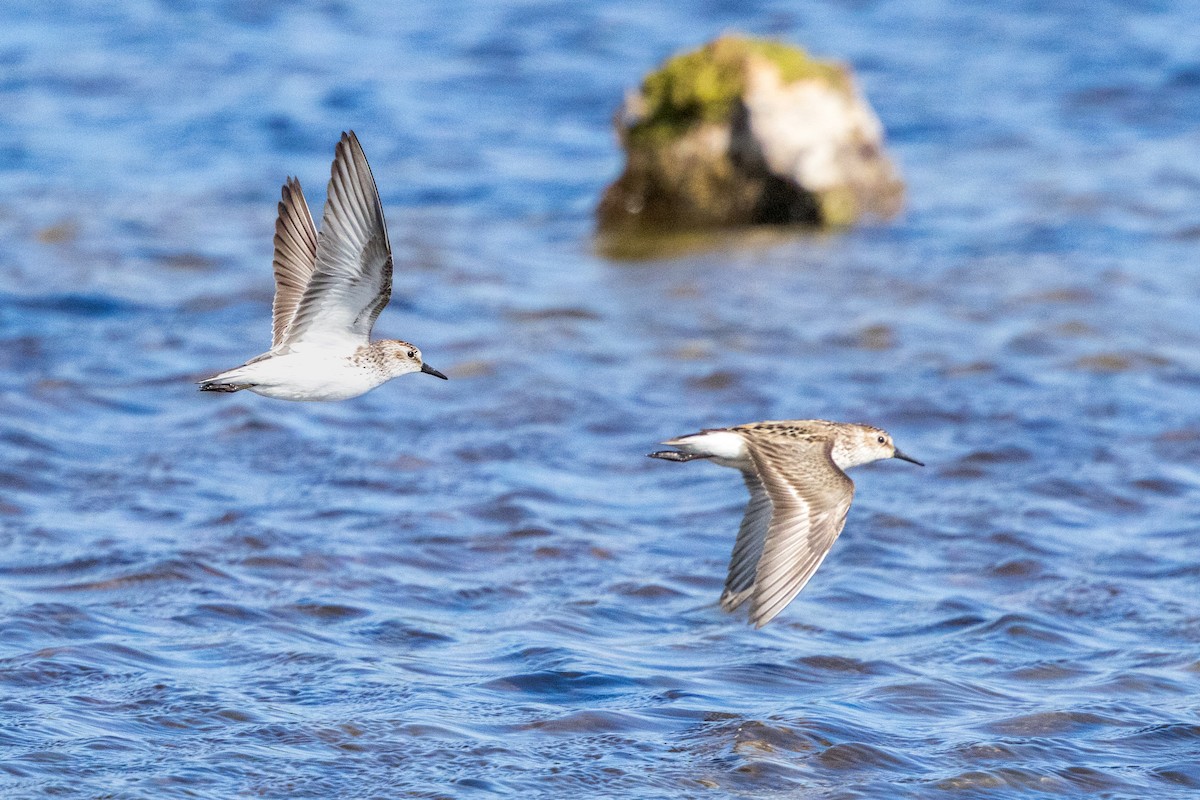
[{"xmin": 420, "ymin": 363, "xmax": 448, "ymax": 380}]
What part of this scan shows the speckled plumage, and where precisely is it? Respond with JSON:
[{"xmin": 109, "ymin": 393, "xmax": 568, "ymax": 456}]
[
  {"xmin": 650, "ymin": 419, "xmax": 923, "ymax": 628},
  {"xmin": 198, "ymin": 131, "xmax": 446, "ymax": 402}
]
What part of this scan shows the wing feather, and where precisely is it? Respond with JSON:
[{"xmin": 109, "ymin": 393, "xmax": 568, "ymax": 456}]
[
  {"xmin": 744, "ymin": 437, "xmax": 855, "ymax": 628},
  {"xmin": 270, "ymin": 177, "xmax": 318, "ymax": 348},
  {"xmin": 720, "ymin": 471, "xmax": 773, "ymax": 612},
  {"xmin": 283, "ymin": 131, "xmax": 393, "ymax": 350}
]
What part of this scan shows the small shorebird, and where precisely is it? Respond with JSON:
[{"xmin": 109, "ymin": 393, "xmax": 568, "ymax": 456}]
[
  {"xmin": 649, "ymin": 419, "xmax": 923, "ymax": 628},
  {"xmin": 199, "ymin": 131, "xmax": 446, "ymax": 401}
]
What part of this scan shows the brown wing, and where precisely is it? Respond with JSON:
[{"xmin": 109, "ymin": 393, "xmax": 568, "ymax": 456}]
[
  {"xmin": 720, "ymin": 470, "xmax": 773, "ymax": 612},
  {"xmin": 270, "ymin": 177, "xmax": 318, "ymax": 348},
  {"xmin": 283, "ymin": 131, "xmax": 393, "ymax": 350},
  {"xmin": 744, "ymin": 436, "xmax": 855, "ymax": 628}
]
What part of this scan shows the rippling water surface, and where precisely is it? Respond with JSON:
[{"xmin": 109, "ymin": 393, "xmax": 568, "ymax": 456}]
[{"xmin": 2, "ymin": 1, "xmax": 1200, "ymax": 796}]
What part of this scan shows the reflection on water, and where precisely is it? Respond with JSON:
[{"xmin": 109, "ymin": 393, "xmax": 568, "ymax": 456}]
[
  {"xmin": 594, "ymin": 224, "xmax": 839, "ymax": 261},
  {"xmin": 2, "ymin": 0, "xmax": 1200, "ymax": 797}
]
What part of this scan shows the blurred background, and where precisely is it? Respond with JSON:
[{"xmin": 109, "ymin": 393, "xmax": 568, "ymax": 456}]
[{"xmin": 1, "ymin": 1, "xmax": 1199, "ymax": 797}]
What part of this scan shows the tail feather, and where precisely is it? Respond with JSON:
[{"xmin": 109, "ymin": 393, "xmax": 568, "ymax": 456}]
[
  {"xmin": 198, "ymin": 362, "xmax": 255, "ymax": 394},
  {"xmin": 655, "ymin": 429, "xmax": 747, "ymax": 462},
  {"xmin": 647, "ymin": 450, "xmax": 710, "ymax": 462},
  {"xmin": 198, "ymin": 380, "xmax": 250, "ymax": 393}
]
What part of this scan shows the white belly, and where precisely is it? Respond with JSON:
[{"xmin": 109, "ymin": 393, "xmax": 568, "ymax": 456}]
[{"xmin": 228, "ymin": 352, "xmax": 385, "ymax": 402}]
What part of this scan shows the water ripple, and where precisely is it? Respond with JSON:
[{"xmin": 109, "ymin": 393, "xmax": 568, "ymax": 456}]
[{"xmin": 1, "ymin": 0, "xmax": 1199, "ymax": 796}]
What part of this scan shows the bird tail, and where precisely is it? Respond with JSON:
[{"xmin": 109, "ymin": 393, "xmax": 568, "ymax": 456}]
[
  {"xmin": 198, "ymin": 380, "xmax": 249, "ymax": 393},
  {"xmin": 647, "ymin": 450, "xmax": 709, "ymax": 462},
  {"xmin": 649, "ymin": 429, "xmax": 746, "ymax": 463},
  {"xmin": 197, "ymin": 365, "xmax": 254, "ymax": 393}
]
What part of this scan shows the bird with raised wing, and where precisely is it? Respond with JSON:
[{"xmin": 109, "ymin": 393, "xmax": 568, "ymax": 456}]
[
  {"xmin": 199, "ymin": 131, "xmax": 446, "ymax": 401},
  {"xmin": 649, "ymin": 419, "xmax": 923, "ymax": 628}
]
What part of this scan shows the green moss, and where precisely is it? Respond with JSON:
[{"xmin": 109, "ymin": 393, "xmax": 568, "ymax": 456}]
[{"xmin": 630, "ymin": 35, "xmax": 847, "ymax": 145}]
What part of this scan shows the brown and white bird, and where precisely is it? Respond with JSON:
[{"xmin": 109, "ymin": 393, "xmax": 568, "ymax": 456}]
[
  {"xmin": 199, "ymin": 131, "xmax": 446, "ymax": 400},
  {"xmin": 649, "ymin": 419, "xmax": 923, "ymax": 628}
]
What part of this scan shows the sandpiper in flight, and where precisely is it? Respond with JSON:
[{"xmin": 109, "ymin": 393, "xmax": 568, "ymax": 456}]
[
  {"xmin": 199, "ymin": 131, "xmax": 446, "ymax": 401},
  {"xmin": 650, "ymin": 419, "xmax": 923, "ymax": 628}
]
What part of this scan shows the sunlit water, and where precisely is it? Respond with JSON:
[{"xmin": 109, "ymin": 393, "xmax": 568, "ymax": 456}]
[{"xmin": 2, "ymin": 1, "xmax": 1199, "ymax": 797}]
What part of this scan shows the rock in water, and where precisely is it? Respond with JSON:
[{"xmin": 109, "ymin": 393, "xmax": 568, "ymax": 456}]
[{"xmin": 597, "ymin": 35, "xmax": 903, "ymax": 234}]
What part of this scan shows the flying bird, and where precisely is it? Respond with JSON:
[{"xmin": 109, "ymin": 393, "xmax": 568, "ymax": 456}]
[
  {"xmin": 650, "ymin": 419, "xmax": 923, "ymax": 628},
  {"xmin": 199, "ymin": 131, "xmax": 446, "ymax": 401}
]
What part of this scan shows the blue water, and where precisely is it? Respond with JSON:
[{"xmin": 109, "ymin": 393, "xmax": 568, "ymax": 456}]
[{"xmin": 2, "ymin": 1, "xmax": 1200, "ymax": 796}]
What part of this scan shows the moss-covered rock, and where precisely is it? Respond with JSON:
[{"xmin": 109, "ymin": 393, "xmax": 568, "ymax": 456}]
[
  {"xmin": 597, "ymin": 34, "xmax": 903, "ymax": 238},
  {"xmin": 631, "ymin": 35, "xmax": 849, "ymax": 145}
]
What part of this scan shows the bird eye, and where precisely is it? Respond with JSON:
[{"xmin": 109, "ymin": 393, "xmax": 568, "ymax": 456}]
[
  {"xmin": 877, "ymin": 436, "xmax": 886, "ymax": 444},
  {"xmin": 407, "ymin": 350, "xmax": 417, "ymax": 359}
]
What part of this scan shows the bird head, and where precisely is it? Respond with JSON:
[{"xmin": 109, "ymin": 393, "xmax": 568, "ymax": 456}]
[
  {"xmin": 835, "ymin": 425, "xmax": 923, "ymax": 469},
  {"xmin": 378, "ymin": 340, "xmax": 447, "ymax": 380}
]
